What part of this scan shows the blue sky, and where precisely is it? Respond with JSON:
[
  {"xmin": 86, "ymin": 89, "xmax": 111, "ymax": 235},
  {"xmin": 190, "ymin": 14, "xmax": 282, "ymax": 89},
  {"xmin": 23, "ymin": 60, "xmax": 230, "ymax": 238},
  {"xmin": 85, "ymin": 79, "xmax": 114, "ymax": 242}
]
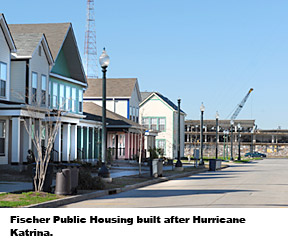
[{"xmin": 2, "ymin": 0, "xmax": 288, "ymax": 129}]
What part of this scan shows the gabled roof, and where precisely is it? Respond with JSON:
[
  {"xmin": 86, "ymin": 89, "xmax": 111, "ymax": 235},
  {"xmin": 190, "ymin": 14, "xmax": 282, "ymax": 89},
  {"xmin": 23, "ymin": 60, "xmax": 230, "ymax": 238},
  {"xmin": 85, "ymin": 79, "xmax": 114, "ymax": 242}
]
[
  {"xmin": 10, "ymin": 33, "xmax": 53, "ymax": 64},
  {"xmin": 140, "ymin": 92, "xmax": 186, "ymax": 114},
  {"xmin": 140, "ymin": 92, "xmax": 152, "ymax": 102},
  {"xmin": 9, "ymin": 23, "xmax": 86, "ymax": 84},
  {"xmin": 0, "ymin": 13, "xmax": 16, "ymax": 52},
  {"xmin": 9, "ymin": 23, "xmax": 70, "ymax": 60},
  {"xmin": 84, "ymin": 78, "xmax": 140, "ymax": 99},
  {"xmin": 83, "ymin": 102, "xmax": 141, "ymax": 128}
]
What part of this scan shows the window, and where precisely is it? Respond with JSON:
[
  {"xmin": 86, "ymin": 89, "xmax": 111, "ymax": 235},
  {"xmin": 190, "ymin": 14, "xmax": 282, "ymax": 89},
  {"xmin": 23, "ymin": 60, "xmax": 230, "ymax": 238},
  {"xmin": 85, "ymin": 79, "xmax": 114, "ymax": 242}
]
[
  {"xmin": 41, "ymin": 75, "xmax": 46, "ymax": 105},
  {"xmin": 151, "ymin": 118, "xmax": 157, "ymax": 131},
  {"xmin": 143, "ymin": 118, "xmax": 149, "ymax": 129},
  {"xmin": 143, "ymin": 117, "xmax": 166, "ymax": 131},
  {"xmin": 66, "ymin": 86, "xmax": 71, "ymax": 111},
  {"xmin": 136, "ymin": 108, "xmax": 139, "ymax": 123},
  {"xmin": 32, "ymin": 72, "xmax": 38, "ymax": 103},
  {"xmin": 129, "ymin": 106, "xmax": 132, "ymax": 120},
  {"xmin": 0, "ymin": 62, "xmax": 7, "ymax": 97},
  {"xmin": 71, "ymin": 88, "xmax": 76, "ymax": 112},
  {"xmin": 59, "ymin": 84, "xmax": 65, "ymax": 109},
  {"xmin": 156, "ymin": 139, "xmax": 166, "ymax": 155},
  {"xmin": 79, "ymin": 89, "xmax": 83, "ymax": 113},
  {"xmin": 132, "ymin": 107, "xmax": 135, "ymax": 122},
  {"xmin": 0, "ymin": 121, "xmax": 5, "ymax": 156},
  {"xmin": 159, "ymin": 118, "xmax": 166, "ymax": 132},
  {"xmin": 38, "ymin": 46, "xmax": 41, "ymax": 56},
  {"xmin": 53, "ymin": 83, "xmax": 58, "ymax": 108},
  {"xmin": 48, "ymin": 81, "xmax": 51, "ymax": 107}
]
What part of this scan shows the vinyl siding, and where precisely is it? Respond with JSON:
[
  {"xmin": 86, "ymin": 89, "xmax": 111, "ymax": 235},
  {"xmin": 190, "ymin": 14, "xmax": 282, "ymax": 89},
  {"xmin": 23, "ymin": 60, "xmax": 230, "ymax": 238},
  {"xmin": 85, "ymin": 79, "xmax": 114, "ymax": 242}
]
[
  {"xmin": 10, "ymin": 61, "xmax": 26, "ymax": 103},
  {"xmin": 51, "ymin": 49, "xmax": 71, "ymax": 78},
  {"xmin": 0, "ymin": 118, "xmax": 9, "ymax": 165},
  {"xmin": 29, "ymin": 42, "xmax": 50, "ymax": 106}
]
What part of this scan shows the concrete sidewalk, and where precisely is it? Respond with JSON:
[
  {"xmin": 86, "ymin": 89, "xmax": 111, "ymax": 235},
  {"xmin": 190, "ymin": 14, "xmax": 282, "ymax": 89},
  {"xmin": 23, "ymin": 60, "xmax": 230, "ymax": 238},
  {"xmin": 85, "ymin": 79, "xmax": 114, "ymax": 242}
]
[
  {"xmin": 0, "ymin": 163, "xmax": 174, "ymax": 194},
  {"xmin": 0, "ymin": 162, "xmax": 208, "ymax": 195}
]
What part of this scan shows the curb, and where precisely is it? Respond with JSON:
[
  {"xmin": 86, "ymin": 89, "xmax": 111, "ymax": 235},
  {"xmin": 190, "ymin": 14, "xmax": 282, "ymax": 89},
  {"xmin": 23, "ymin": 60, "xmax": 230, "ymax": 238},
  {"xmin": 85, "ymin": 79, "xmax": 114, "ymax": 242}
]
[{"xmin": 25, "ymin": 165, "xmax": 229, "ymax": 208}]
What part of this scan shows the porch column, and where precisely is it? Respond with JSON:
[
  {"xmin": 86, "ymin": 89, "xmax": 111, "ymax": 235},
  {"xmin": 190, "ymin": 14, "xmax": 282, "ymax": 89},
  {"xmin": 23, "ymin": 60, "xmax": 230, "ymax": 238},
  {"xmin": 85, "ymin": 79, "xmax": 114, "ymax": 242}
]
[
  {"xmin": 204, "ymin": 126, "xmax": 207, "ymax": 142},
  {"xmin": 91, "ymin": 128, "xmax": 95, "ymax": 159},
  {"xmin": 22, "ymin": 118, "xmax": 32, "ymax": 164},
  {"xmin": 79, "ymin": 126, "xmax": 84, "ymax": 159},
  {"xmin": 11, "ymin": 117, "xmax": 20, "ymax": 164},
  {"xmin": 128, "ymin": 132, "xmax": 131, "ymax": 159},
  {"xmin": 62, "ymin": 123, "xmax": 71, "ymax": 162},
  {"xmin": 70, "ymin": 124, "xmax": 77, "ymax": 161},
  {"xmin": 132, "ymin": 133, "xmax": 135, "ymax": 157},
  {"xmin": 86, "ymin": 127, "xmax": 89, "ymax": 159},
  {"xmin": 54, "ymin": 123, "xmax": 62, "ymax": 162}
]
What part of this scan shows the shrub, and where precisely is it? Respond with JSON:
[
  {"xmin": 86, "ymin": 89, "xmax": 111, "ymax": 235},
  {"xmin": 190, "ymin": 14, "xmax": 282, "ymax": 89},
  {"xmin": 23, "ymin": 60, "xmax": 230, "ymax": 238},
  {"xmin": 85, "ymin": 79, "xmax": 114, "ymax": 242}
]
[{"xmin": 78, "ymin": 167, "xmax": 105, "ymax": 190}]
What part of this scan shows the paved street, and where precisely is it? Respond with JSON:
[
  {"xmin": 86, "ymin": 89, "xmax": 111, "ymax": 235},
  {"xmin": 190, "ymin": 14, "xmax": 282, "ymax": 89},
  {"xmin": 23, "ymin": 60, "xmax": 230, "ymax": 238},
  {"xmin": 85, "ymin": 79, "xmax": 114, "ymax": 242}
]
[{"xmin": 62, "ymin": 159, "xmax": 288, "ymax": 208}]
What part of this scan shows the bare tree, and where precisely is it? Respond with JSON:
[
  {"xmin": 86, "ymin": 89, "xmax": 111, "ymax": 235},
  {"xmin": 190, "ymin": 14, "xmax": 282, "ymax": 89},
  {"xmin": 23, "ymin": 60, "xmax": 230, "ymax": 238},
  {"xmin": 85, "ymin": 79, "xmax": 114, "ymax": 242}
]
[
  {"xmin": 14, "ymin": 90, "xmax": 63, "ymax": 192},
  {"xmin": 25, "ymin": 108, "xmax": 62, "ymax": 192}
]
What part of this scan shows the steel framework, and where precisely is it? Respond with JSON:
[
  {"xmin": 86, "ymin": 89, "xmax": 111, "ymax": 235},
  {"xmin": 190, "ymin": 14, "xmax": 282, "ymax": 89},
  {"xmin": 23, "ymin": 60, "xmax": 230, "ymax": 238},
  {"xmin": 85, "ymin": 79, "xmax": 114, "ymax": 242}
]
[{"xmin": 84, "ymin": 0, "xmax": 99, "ymax": 79}]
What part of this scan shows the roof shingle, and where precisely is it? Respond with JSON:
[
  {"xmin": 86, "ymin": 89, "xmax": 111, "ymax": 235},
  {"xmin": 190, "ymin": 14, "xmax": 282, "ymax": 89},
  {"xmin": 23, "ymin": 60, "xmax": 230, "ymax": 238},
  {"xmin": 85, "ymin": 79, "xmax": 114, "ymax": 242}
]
[
  {"xmin": 9, "ymin": 23, "xmax": 70, "ymax": 60},
  {"xmin": 83, "ymin": 102, "xmax": 141, "ymax": 128},
  {"xmin": 85, "ymin": 78, "xmax": 138, "ymax": 98}
]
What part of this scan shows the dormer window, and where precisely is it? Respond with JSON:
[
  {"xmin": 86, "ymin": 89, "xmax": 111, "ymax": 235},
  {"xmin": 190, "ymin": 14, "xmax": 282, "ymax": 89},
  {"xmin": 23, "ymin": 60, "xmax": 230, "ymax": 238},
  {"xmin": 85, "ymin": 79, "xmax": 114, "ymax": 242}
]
[
  {"xmin": 41, "ymin": 75, "xmax": 47, "ymax": 105},
  {"xmin": 0, "ymin": 62, "xmax": 7, "ymax": 98},
  {"xmin": 32, "ymin": 72, "xmax": 38, "ymax": 103}
]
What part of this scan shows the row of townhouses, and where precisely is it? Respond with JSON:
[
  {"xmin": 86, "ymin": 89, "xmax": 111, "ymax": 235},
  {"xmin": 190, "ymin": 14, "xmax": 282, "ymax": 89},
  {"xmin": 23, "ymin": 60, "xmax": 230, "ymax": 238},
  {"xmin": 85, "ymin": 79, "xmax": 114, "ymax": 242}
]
[{"xmin": 0, "ymin": 13, "xmax": 186, "ymax": 167}]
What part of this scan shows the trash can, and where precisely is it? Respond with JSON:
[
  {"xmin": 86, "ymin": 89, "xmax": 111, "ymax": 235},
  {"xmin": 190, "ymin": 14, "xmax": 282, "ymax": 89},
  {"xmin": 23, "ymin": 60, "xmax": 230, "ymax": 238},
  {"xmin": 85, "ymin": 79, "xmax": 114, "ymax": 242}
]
[
  {"xmin": 209, "ymin": 159, "xmax": 222, "ymax": 171},
  {"xmin": 157, "ymin": 159, "xmax": 163, "ymax": 177},
  {"xmin": 216, "ymin": 159, "xmax": 222, "ymax": 169},
  {"xmin": 209, "ymin": 159, "xmax": 217, "ymax": 171},
  {"xmin": 55, "ymin": 168, "xmax": 71, "ymax": 195},
  {"xmin": 69, "ymin": 167, "xmax": 79, "ymax": 194},
  {"xmin": 150, "ymin": 159, "xmax": 159, "ymax": 177}
]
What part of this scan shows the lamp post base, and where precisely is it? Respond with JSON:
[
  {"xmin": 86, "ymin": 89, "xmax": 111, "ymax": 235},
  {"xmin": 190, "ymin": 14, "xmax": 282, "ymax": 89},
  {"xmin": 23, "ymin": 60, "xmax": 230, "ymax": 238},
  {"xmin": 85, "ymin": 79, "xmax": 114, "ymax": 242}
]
[
  {"xmin": 175, "ymin": 159, "xmax": 182, "ymax": 168},
  {"xmin": 98, "ymin": 163, "xmax": 110, "ymax": 178}
]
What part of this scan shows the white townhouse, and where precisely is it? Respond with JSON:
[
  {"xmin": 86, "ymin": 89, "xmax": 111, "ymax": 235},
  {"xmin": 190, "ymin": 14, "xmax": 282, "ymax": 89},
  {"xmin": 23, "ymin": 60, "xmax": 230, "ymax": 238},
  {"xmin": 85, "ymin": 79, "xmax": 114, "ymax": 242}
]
[
  {"xmin": 0, "ymin": 14, "xmax": 17, "ymax": 165},
  {"xmin": 84, "ymin": 78, "xmax": 142, "ymax": 123},
  {"xmin": 139, "ymin": 92, "xmax": 186, "ymax": 159}
]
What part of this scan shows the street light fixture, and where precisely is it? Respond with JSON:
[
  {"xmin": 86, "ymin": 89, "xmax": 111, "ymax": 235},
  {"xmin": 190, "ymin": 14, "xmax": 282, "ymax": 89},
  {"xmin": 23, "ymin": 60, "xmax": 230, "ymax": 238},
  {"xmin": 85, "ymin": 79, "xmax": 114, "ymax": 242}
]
[
  {"xmin": 98, "ymin": 48, "xmax": 110, "ymax": 179},
  {"xmin": 175, "ymin": 99, "xmax": 183, "ymax": 169},
  {"xmin": 199, "ymin": 103, "xmax": 205, "ymax": 165},
  {"xmin": 237, "ymin": 123, "xmax": 242, "ymax": 161},
  {"xmin": 215, "ymin": 111, "xmax": 219, "ymax": 159},
  {"xmin": 230, "ymin": 120, "xmax": 234, "ymax": 161}
]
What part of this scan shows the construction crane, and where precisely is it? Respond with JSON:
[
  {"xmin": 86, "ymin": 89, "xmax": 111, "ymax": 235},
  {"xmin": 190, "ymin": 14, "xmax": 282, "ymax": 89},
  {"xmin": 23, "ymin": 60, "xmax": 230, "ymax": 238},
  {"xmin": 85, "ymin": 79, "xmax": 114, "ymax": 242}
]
[{"xmin": 230, "ymin": 88, "xmax": 254, "ymax": 121}]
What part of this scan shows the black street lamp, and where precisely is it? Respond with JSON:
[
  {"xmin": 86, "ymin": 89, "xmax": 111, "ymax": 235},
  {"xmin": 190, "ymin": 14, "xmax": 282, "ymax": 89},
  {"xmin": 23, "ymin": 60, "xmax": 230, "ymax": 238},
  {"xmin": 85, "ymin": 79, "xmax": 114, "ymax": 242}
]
[
  {"xmin": 199, "ymin": 103, "xmax": 205, "ymax": 165},
  {"xmin": 175, "ymin": 99, "xmax": 183, "ymax": 168},
  {"xmin": 230, "ymin": 120, "xmax": 234, "ymax": 161},
  {"xmin": 215, "ymin": 111, "xmax": 219, "ymax": 159},
  {"xmin": 237, "ymin": 123, "xmax": 242, "ymax": 161},
  {"xmin": 98, "ymin": 48, "xmax": 110, "ymax": 179}
]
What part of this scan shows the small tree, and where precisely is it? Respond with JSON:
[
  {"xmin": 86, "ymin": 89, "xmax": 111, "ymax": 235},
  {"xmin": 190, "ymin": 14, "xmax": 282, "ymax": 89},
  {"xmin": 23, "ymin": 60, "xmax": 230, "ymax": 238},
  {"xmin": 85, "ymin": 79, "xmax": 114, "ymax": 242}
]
[
  {"xmin": 24, "ymin": 107, "xmax": 62, "ymax": 192},
  {"xmin": 13, "ymin": 89, "xmax": 63, "ymax": 192}
]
